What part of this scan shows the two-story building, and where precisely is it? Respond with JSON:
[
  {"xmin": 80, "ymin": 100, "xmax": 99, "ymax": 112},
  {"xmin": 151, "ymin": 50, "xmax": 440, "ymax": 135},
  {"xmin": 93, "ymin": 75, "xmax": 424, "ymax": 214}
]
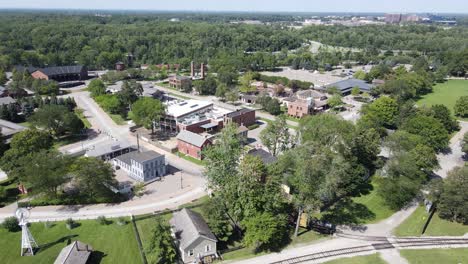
[
  {"xmin": 113, "ymin": 150, "xmax": 166, "ymax": 182},
  {"xmin": 176, "ymin": 130, "xmax": 212, "ymax": 160},
  {"xmin": 170, "ymin": 208, "xmax": 218, "ymax": 264},
  {"xmin": 169, "ymin": 75, "xmax": 192, "ymax": 91}
]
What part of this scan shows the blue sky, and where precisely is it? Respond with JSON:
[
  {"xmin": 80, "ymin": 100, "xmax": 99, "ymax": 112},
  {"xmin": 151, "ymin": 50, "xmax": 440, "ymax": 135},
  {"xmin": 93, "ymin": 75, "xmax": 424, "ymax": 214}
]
[{"xmin": 1, "ymin": 0, "xmax": 467, "ymax": 13}]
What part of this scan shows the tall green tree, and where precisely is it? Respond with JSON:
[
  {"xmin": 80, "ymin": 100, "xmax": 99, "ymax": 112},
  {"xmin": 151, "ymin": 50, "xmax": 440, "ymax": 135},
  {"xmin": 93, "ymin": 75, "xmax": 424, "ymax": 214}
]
[
  {"xmin": 0, "ymin": 129, "xmax": 53, "ymax": 173},
  {"xmin": 88, "ymin": 79, "xmax": 107, "ymax": 97},
  {"xmin": 29, "ymin": 105, "xmax": 85, "ymax": 137},
  {"xmin": 202, "ymin": 197, "xmax": 233, "ymax": 242},
  {"xmin": 361, "ymin": 96, "xmax": 399, "ymax": 128},
  {"xmin": 242, "ymin": 212, "xmax": 288, "ymax": 251},
  {"xmin": 402, "ymin": 115, "xmax": 449, "ymax": 152},
  {"xmin": 131, "ymin": 97, "xmax": 166, "ymax": 134},
  {"xmin": 260, "ymin": 115, "xmax": 291, "ymax": 157},
  {"xmin": 71, "ymin": 157, "xmax": 117, "ymax": 200},
  {"xmin": 454, "ymin": 96, "xmax": 468, "ymax": 118},
  {"xmin": 145, "ymin": 217, "xmax": 177, "ymax": 264},
  {"xmin": 18, "ymin": 150, "xmax": 71, "ymax": 198},
  {"xmin": 437, "ymin": 166, "xmax": 468, "ymax": 224}
]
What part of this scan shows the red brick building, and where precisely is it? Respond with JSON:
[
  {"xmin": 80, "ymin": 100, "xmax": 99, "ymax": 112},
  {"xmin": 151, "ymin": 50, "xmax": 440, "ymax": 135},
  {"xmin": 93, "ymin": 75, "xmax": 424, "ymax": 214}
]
[
  {"xmin": 169, "ymin": 75, "xmax": 192, "ymax": 91},
  {"xmin": 223, "ymin": 108, "xmax": 256, "ymax": 127},
  {"xmin": 176, "ymin": 130, "xmax": 212, "ymax": 160},
  {"xmin": 31, "ymin": 65, "xmax": 88, "ymax": 82}
]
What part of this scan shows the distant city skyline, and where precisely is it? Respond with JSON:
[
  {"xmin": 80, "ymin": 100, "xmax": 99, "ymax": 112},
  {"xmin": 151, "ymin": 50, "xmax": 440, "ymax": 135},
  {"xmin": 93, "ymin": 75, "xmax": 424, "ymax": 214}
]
[{"xmin": 1, "ymin": 0, "xmax": 468, "ymax": 14}]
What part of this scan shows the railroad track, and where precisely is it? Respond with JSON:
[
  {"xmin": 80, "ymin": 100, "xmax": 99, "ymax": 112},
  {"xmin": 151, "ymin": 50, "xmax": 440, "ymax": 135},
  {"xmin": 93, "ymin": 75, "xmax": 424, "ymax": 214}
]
[{"xmin": 269, "ymin": 237, "xmax": 468, "ymax": 264}]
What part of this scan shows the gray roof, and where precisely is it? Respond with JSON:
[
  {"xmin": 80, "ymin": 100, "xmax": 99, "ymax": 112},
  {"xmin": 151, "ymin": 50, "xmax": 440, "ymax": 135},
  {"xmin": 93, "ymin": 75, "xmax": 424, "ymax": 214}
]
[
  {"xmin": 54, "ymin": 241, "xmax": 93, "ymax": 264},
  {"xmin": 35, "ymin": 65, "xmax": 86, "ymax": 77},
  {"xmin": 0, "ymin": 96, "xmax": 16, "ymax": 106},
  {"xmin": 170, "ymin": 208, "xmax": 217, "ymax": 250},
  {"xmin": 115, "ymin": 150, "xmax": 163, "ymax": 165},
  {"xmin": 85, "ymin": 141, "xmax": 133, "ymax": 157},
  {"xmin": 176, "ymin": 130, "xmax": 210, "ymax": 147},
  {"xmin": 171, "ymin": 75, "xmax": 192, "ymax": 81},
  {"xmin": 225, "ymin": 108, "xmax": 255, "ymax": 119},
  {"xmin": 324, "ymin": 78, "xmax": 373, "ymax": 93},
  {"xmin": 247, "ymin": 148, "xmax": 277, "ymax": 165}
]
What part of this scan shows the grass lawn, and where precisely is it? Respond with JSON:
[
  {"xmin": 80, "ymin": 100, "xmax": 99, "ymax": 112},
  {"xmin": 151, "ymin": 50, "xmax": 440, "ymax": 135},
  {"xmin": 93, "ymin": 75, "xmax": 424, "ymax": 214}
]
[
  {"xmin": 258, "ymin": 117, "xmax": 298, "ymax": 130},
  {"xmin": 0, "ymin": 218, "xmax": 140, "ymax": 264},
  {"xmin": 417, "ymin": 80, "xmax": 468, "ymax": 120},
  {"xmin": 399, "ymin": 248, "xmax": 468, "ymax": 264},
  {"xmin": 109, "ymin": 114, "xmax": 128, "ymax": 125},
  {"xmin": 323, "ymin": 253, "xmax": 386, "ymax": 264},
  {"xmin": 168, "ymin": 92, "xmax": 192, "ymax": 100},
  {"xmin": 52, "ymin": 135, "xmax": 88, "ymax": 149},
  {"xmin": 394, "ymin": 206, "xmax": 468, "ymax": 236},
  {"xmin": 74, "ymin": 108, "xmax": 92, "ymax": 128},
  {"xmin": 176, "ymin": 151, "xmax": 205, "ymax": 166},
  {"xmin": 134, "ymin": 212, "xmax": 173, "ymax": 258},
  {"xmin": 352, "ymin": 179, "xmax": 396, "ymax": 224}
]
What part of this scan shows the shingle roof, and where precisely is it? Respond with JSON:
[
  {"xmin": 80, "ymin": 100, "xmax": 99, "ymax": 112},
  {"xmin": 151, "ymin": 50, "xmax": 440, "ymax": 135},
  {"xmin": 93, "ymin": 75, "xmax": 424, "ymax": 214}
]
[
  {"xmin": 115, "ymin": 150, "xmax": 163, "ymax": 165},
  {"xmin": 34, "ymin": 65, "xmax": 85, "ymax": 77},
  {"xmin": 247, "ymin": 148, "xmax": 277, "ymax": 164},
  {"xmin": 170, "ymin": 208, "xmax": 217, "ymax": 250},
  {"xmin": 325, "ymin": 78, "xmax": 373, "ymax": 93},
  {"xmin": 176, "ymin": 130, "xmax": 210, "ymax": 147},
  {"xmin": 54, "ymin": 241, "xmax": 93, "ymax": 264}
]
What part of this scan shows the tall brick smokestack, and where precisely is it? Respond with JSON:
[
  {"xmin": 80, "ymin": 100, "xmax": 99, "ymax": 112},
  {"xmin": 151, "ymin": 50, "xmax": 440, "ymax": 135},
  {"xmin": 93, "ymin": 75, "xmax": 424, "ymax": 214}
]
[
  {"xmin": 201, "ymin": 63, "xmax": 205, "ymax": 79},
  {"xmin": 190, "ymin": 61, "xmax": 194, "ymax": 78}
]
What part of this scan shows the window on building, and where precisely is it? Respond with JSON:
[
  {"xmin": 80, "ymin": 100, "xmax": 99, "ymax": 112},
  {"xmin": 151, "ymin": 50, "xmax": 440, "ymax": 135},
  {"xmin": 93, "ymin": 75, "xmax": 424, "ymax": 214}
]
[
  {"xmin": 205, "ymin": 244, "xmax": 211, "ymax": 252},
  {"xmin": 188, "ymin": 249, "xmax": 194, "ymax": 256}
]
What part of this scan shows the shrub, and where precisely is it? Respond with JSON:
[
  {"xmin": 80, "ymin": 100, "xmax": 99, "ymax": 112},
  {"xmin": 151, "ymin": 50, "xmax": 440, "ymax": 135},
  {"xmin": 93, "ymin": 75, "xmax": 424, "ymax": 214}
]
[
  {"xmin": 2, "ymin": 216, "xmax": 20, "ymax": 232},
  {"xmin": 248, "ymin": 123, "xmax": 260, "ymax": 130},
  {"xmin": 116, "ymin": 217, "xmax": 127, "ymax": 226},
  {"xmin": 44, "ymin": 221, "xmax": 54, "ymax": 228},
  {"xmin": 97, "ymin": 216, "xmax": 108, "ymax": 225},
  {"xmin": 65, "ymin": 218, "xmax": 75, "ymax": 230}
]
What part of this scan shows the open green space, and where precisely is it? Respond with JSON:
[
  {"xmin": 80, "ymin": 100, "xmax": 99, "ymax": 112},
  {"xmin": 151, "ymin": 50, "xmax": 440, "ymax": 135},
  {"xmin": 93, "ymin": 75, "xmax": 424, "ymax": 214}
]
[
  {"xmin": 74, "ymin": 108, "xmax": 92, "ymax": 128},
  {"xmin": 0, "ymin": 218, "xmax": 140, "ymax": 264},
  {"xmin": 259, "ymin": 117, "xmax": 298, "ymax": 130},
  {"xmin": 351, "ymin": 179, "xmax": 396, "ymax": 224},
  {"xmin": 0, "ymin": 178, "xmax": 21, "ymax": 207},
  {"xmin": 394, "ymin": 205, "xmax": 468, "ymax": 236},
  {"xmin": 322, "ymin": 253, "xmax": 386, "ymax": 264},
  {"xmin": 109, "ymin": 114, "xmax": 128, "ymax": 125},
  {"xmin": 176, "ymin": 151, "xmax": 205, "ymax": 166},
  {"xmin": 417, "ymin": 80, "xmax": 468, "ymax": 120},
  {"xmin": 400, "ymin": 248, "xmax": 468, "ymax": 264}
]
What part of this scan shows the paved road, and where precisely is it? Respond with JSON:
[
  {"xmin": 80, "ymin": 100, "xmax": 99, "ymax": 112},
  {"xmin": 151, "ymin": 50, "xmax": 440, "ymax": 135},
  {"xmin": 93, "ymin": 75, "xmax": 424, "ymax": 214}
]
[{"xmin": 0, "ymin": 90, "xmax": 207, "ymax": 222}]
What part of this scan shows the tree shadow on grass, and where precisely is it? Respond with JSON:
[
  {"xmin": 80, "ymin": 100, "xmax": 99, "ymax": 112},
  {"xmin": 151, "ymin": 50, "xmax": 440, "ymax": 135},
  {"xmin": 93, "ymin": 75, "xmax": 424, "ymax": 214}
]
[
  {"xmin": 88, "ymin": 251, "xmax": 106, "ymax": 264},
  {"xmin": 321, "ymin": 199, "xmax": 375, "ymax": 231},
  {"xmin": 38, "ymin": 234, "xmax": 78, "ymax": 253}
]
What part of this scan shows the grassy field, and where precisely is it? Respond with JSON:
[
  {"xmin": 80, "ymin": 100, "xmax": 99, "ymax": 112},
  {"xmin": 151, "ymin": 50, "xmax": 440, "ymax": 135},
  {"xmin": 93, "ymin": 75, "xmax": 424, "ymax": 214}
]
[
  {"xmin": 74, "ymin": 108, "xmax": 92, "ymax": 128},
  {"xmin": 417, "ymin": 80, "xmax": 468, "ymax": 119},
  {"xmin": 400, "ymin": 248, "xmax": 468, "ymax": 264},
  {"xmin": 394, "ymin": 206, "xmax": 468, "ymax": 236},
  {"xmin": 0, "ymin": 218, "xmax": 140, "ymax": 264},
  {"xmin": 352, "ymin": 180, "xmax": 396, "ymax": 224},
  {"xmin": 322, "ymin": 253, "xmax": 386, "ymax": 264},
  {"xmin": 176, "ymin": 151, "xmax": 205, "ymax": 166}
]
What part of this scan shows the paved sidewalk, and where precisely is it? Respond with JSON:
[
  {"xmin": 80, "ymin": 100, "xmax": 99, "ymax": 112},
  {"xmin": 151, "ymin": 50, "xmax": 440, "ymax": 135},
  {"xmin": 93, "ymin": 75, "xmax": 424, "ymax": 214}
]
[{"xmin": 435, "ymin": 121, "xmax": 468, "ymax": 178}]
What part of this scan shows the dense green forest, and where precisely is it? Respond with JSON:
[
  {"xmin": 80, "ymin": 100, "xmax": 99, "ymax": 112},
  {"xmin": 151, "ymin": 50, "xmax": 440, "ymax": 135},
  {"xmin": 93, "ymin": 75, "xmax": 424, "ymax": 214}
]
[{"xmin": 0, "ymin": 13, "xmax": 466, "ymax": 75}]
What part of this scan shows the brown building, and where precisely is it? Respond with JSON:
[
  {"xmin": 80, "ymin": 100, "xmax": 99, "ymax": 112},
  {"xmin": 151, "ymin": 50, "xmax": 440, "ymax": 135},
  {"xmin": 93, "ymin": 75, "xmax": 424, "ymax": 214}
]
[
  {"xmin": 223, "ymin": 108, "xmax": 256, "ymax": 127},
  {"xmin": 176, "ymin": 130, "xmax": 212, "ymax": 160},
  {"xmin": 115, "ymin": 62, "xmax": 125, "ymax": 71},
  {"xmin": 169, "ymin": 75, "xmax": 192, "ymax": 91},
  {"xmin": 286, "ymin": 90, "xmax": 328, "ymax": 118},
  {"xmin": 31, "ymin": 65, "xmax": 88, "ymax": 82}
]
